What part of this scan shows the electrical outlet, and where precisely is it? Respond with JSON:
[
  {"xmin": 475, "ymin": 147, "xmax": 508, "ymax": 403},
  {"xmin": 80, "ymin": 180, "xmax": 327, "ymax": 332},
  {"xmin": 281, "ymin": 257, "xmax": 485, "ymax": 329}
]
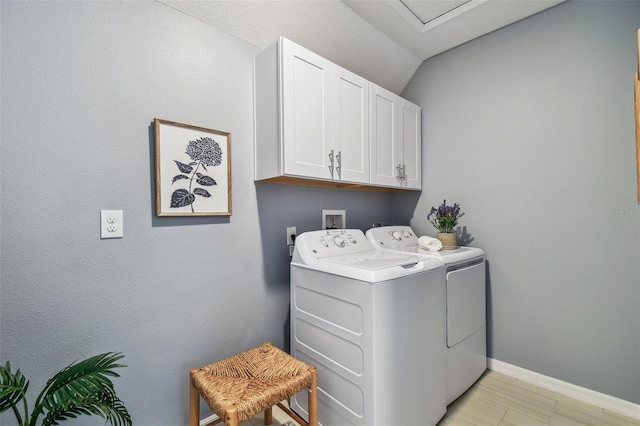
[
  {"xmin": 287, "ymin": 226, "xmax": 297, "ymax": 245},
  {"xmin": 101, "ymin": 210, "xmax": 123, "ymax": 239}
]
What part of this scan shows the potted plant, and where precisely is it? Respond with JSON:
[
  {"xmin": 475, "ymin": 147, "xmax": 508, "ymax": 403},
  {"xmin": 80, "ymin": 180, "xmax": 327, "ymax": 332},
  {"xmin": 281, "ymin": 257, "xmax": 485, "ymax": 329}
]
[
  {"xmin": 427, "ymin": 199, "xmax": 464, "ymax": 249},
  {"xmin": 0, "ymin": 352, "xmax": 131, "ymax": 426}
]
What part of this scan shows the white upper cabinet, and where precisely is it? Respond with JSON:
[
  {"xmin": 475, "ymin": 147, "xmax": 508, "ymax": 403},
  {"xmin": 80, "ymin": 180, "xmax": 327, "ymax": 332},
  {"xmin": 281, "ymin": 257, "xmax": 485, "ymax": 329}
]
[
  {"xmin": 281, "ymin": 39, "xmax": 333, "ymax": 180},
  {"xmin": 370, "ymin": 84, "xmax": 400, "ymax": 187},
  {"xmin": 370, "ymin": 83, "xmax": 421, "ymax": 189},
  {"xmin": 400, "ymin": 98, "xmax": 422, "ymax": 189},
  {"xmin": 332, "ymin": 65, "xmax": 369, "ymax": 183},
  {"xmin": 254, "ymin": 37, "xmax": 419, "ymax": 190},
  {"xmin": 255, "ymin": 37, "xmax": 369, "ymax": 184}
]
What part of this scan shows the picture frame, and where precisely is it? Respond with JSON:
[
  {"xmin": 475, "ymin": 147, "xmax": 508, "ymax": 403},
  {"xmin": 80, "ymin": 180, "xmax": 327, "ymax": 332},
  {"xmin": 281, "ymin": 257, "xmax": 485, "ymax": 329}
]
[
  {"xmin": 154, "ymin": 118, "xmax": 232, "ymax": 216},
  {"xmin": 636, "ymin": 28, "xmax": 639, "ymax": 203}
]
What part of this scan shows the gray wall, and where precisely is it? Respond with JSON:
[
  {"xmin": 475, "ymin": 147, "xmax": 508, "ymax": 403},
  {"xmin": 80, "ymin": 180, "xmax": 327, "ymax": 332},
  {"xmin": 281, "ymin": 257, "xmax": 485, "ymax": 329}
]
[
  {"xmin": 0, "ymin": 2, "xmax": 393, "ymax": 424},
  {"xmin": 2, "ymin": 1, "xmax": 639, "ymax": 425},
  {"xmin": 400, "ymin": 0, "xmax": 640, "ymax": 404}
]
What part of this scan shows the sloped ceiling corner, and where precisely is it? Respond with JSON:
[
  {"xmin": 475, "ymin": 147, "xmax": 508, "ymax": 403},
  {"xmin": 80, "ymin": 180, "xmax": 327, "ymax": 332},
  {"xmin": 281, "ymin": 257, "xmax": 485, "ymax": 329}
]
[
  {"xmin": 157, "ymin": 0, "xmax": 564, "ymax": 95},
  {"xmin": 157, "ymin": 0, "xmax": 421, "ymax": 94}
]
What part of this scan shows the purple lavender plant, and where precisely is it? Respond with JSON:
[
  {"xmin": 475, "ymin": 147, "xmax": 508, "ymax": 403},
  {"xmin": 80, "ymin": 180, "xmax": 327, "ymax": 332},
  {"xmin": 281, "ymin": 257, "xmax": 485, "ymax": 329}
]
[
  {"xmin": 427, "ymin": 199, "xmax": 464, "ymax": 233},
  {"xmin": 170, "ymin": 137, "xmax": 222, "ymax": 213}
]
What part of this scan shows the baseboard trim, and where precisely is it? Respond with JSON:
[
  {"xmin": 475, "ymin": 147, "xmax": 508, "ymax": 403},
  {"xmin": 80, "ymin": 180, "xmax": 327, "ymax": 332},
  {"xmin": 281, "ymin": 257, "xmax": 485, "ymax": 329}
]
[
  {"xmin": 200, "ymin": 413, "xmax": 219, "ymax": 426},
  {"xmin": 488, "ymin": 358, "xmax": 640, "ymax": 420}
]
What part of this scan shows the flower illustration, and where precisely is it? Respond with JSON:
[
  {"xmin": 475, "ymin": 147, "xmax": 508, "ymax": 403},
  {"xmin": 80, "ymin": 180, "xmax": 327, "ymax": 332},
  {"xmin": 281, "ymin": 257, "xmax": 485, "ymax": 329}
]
[{"xmin": 170, "ymin": 137, "xmax": 222, "ymax": 212}]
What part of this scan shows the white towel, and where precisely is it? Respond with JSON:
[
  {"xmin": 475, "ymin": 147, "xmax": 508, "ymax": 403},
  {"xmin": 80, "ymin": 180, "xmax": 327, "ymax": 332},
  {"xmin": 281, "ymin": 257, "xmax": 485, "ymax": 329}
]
[{"xmin": 418, "ymin": 236, "xmax": 442, "ymax": 252}]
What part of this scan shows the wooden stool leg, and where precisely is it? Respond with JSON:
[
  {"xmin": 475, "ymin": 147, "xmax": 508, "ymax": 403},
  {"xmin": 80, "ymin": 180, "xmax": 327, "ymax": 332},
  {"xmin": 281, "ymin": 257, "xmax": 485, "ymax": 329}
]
[
  {"xmin": 264, "ymin": 406, "xmax": 272, "ymax": 425},
  {"xmin": 225, "ymin": 405, "xmax": 239, "ymax": 426},
  {"xmin": 307, "ymin": 366, "xmax": 318, "ymax": 426},
  {"xmin": 189, "ymin": 372, "xmax": 200, "ymax": 426}
]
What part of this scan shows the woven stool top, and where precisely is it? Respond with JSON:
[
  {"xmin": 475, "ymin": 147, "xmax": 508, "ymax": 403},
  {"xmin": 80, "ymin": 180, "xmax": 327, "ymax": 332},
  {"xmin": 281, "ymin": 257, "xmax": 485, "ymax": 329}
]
[{"xmin": 191, "ymin": 342, "xmax": 313, "ymax": 423}]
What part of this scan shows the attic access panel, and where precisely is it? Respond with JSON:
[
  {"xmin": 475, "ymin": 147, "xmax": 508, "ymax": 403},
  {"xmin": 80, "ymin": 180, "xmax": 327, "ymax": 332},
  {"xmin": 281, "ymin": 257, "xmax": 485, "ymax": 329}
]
[
  {"xmin": 401, "ymin": 0, "xmax": 470, "ymax": 24},
  {"xmin": 392, "ymin": 0, "xmax": 485, "ymax": 32}
]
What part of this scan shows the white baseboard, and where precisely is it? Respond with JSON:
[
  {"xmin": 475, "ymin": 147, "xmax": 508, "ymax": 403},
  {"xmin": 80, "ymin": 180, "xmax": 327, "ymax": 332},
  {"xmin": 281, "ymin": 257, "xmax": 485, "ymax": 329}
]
[
  {"xmin": 200, "ymin": 413, "xmax": 219, "ymax": 426},
  {"xmin": 488, "ymin": 358, "xmax": 640, "ymax": 420}
]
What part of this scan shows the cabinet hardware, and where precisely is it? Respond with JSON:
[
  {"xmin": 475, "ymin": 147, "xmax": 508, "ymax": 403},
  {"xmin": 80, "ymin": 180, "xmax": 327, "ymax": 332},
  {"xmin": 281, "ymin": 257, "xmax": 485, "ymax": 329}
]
[{"xmin": 328, "ymin": 149, "xmax": 334, "ymax": 179}]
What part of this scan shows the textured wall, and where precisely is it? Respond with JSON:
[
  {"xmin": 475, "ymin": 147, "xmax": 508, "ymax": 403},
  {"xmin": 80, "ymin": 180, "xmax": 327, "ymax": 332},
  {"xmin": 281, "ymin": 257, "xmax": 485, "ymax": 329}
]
[
  {"xmin": 0, "ymin": 2, "xmax": 393, "ymax": 424},
  {"xmin": 401, "ymin": 0, "xmax": 640, "ymax": 404},
  {"xmin": 159, "ymin": 0, "xmax": 422, "ymax": 95}
]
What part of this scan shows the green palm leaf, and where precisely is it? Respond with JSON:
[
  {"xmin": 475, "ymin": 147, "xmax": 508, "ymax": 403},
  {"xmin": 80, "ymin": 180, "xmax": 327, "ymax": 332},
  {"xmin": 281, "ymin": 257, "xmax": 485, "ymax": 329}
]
[
  {"xmin": 0, "ymin": 361, "xmax": 28, "ymax": 409},
  {"xmin": 0, "ymin": 361, "xmax": 29, "ymax": 424},
  {"xmin": 30, "ymin": 353, "xmax": 131, "ymax": 426},
  {"xmin": 42, "ymin": 390, "xmax": 131, "ymax": 426}
]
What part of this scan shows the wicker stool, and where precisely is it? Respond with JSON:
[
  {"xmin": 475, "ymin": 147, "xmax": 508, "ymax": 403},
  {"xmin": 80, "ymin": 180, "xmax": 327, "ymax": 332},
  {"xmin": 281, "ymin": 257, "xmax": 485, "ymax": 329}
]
[{"xmin": 190, "ymin": 342, "xmax": 318, "ymax": 426}]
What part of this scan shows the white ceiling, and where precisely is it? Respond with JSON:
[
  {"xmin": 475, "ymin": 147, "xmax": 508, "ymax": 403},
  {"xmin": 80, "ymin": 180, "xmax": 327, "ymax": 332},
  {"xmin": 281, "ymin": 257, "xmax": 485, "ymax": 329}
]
[{"xmin": 158, "ymin": 0, "xmax": 563, "ymax": 94}]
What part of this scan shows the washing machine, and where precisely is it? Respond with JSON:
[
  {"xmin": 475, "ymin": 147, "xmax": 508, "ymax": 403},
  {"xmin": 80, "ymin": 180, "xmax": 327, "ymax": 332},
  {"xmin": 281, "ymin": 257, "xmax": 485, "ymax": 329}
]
[
  {"xmin": 290, "ymin": 229, "xmax": 447, "ymax": 426},
  {"xmin": 366, "ymin": 226, "xmax": 486, "ymax": 405}
]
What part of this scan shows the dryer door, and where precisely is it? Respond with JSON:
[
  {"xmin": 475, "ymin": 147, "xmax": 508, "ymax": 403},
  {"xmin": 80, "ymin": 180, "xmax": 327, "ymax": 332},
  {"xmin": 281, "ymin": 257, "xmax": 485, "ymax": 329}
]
[{"xmin": 447, "ymin": 261, "xmax": 486, "ymax": 348}]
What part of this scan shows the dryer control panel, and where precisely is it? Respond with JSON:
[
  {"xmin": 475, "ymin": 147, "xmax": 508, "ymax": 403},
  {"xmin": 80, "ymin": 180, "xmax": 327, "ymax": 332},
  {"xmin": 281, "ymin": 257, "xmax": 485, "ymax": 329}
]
[{"xmin": 366, "ymin": 225, "xmax": 419, "ymax": 248}]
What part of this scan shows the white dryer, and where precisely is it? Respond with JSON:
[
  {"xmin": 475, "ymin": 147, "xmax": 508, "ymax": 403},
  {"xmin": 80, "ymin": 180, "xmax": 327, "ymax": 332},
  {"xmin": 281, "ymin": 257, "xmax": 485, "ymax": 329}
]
[
  {"xmin": 366, "ymin": 226, "xmax": 486, "ymax": 405},
  {"xmin": 290, "ymin": 229, "xmax": 447, "ymax": 426}
]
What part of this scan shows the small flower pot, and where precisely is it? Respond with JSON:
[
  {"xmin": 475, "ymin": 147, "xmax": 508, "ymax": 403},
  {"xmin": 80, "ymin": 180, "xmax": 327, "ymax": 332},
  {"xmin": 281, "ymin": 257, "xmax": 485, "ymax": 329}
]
[{"xmin": 437, "ymin": 232, "xmax": 457, "ymax": 250}]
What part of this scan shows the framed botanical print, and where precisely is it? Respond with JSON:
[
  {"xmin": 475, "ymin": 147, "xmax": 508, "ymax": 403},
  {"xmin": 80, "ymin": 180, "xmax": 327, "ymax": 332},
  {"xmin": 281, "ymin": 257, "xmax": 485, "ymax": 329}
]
[{"xmin": 154, "ymin": 118, "xmax": 231, "ymax": 216}]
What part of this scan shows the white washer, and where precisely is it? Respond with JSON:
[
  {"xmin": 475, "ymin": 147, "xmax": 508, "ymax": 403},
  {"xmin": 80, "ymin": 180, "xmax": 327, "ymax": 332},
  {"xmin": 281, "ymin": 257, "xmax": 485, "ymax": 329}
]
[
  {"xmin": 290, "ymin": 229, "xmax": 447, "ymax": 426},
  {"xmin": 366, "ymin": 226, "xmax": 487, "ymax": 405}
]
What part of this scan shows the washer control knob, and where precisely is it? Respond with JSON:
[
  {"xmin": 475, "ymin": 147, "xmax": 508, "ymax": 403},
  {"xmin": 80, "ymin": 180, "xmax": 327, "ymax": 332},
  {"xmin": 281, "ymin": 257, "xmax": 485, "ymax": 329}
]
[
  {"xmin": 334, "ymin": 237, "xmax": 345, "ymax": 247},
  {"xmin": 391, "ymin": 231, "xmax": 402, "ymax": 240},
  {"xmin": 320, "ymin": 238, "xmax": 329, "ymax": 247},
  {"xmin": 402, "ymin": 231, "xmax": 411, "ymax": 238}
]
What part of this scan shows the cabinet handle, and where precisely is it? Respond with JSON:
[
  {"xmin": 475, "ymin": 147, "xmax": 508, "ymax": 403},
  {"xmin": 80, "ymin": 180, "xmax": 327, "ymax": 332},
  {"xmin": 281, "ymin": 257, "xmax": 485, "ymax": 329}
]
[
  {"xmin": 328, "ymin": 149, "xmax": 334, "ymax": 179},
  {"xmin": 396, "ymin": 164, "xmax": 407, "ymax": 185},
  {"xmin": 336, "ymin": 151, "xmax": 342, "ymax": 180}
]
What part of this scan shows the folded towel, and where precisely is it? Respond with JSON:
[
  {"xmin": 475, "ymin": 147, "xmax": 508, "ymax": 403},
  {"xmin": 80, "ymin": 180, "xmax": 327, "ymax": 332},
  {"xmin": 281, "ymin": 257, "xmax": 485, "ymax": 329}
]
[{"xmin": 418, "ymin": 236, "xmax": 442, "ymax": 252}]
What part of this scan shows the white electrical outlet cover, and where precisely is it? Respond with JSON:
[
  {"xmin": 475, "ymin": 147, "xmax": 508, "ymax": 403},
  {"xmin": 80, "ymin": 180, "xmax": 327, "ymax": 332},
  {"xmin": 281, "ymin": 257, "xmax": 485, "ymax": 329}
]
[
  {"xmin": 101, "ymin": 210, "xmax": 123, "ymax": 239},
  {"xmin": 287, "ymin": 226, "xmax": 297, "ymax": 245}
]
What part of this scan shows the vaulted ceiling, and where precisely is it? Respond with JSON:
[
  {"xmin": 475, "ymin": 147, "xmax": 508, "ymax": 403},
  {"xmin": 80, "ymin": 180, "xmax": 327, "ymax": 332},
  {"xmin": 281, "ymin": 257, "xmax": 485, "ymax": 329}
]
[{"xmin": 158, "ymin": 0, "xmax": 563, "ymax": 94}]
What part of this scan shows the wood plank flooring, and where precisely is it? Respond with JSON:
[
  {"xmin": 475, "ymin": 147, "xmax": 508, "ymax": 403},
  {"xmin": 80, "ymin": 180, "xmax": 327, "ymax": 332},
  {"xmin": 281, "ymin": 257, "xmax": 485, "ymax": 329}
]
[
  {"xmin": 244, "ymin": 370, "xmax": 640, "ymax": 426},
  {"xmin": 438, "ymin": 371, "xmax": 639, "ymax": 426}
]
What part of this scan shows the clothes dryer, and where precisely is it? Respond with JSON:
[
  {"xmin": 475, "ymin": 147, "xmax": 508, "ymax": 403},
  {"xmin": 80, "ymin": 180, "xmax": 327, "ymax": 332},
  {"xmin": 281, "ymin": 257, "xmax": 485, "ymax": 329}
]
[
  {"xmin": 290, "ymin": 229, "xmax": 446, "ymax": 426},
  {"xmin": 366, "ymin": 226, "xmax": 486, "ymax": 404}
]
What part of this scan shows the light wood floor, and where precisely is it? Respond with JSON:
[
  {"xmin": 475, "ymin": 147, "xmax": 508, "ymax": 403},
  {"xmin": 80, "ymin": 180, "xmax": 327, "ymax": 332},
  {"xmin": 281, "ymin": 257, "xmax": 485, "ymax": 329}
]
[
  {"xmin": 245, "ymin": 370, "xmax": 640, "ymax": 426},
  {"xmin": 438, "ymin": 370, "xmax": 639, "ymax": 426}
]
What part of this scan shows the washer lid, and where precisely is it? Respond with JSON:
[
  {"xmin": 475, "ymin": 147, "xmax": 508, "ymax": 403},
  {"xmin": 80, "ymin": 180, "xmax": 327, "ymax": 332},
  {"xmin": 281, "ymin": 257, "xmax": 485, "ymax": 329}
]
[
  {"xmin": 292, "ymin": 229, "xmax": 443, "ymax": 282},
  {"xmin": 322, "ymin": 250, "xmax": 425, "ymax": 270}
]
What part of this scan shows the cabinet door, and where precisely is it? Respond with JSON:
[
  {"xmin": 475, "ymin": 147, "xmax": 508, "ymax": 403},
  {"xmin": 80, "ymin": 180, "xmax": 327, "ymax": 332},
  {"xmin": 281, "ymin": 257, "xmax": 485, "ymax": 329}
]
[
  {"xmin": 333, "ymin": 66, "xmax": 369, "ymax": 183},
  {"xmin": 369, "ymin": 84, "xmax": 401, "ymax": 187},
  {"xmin": 400, "ymin": 99, "xmax": 422, "ymax": 189},
  {"xmin": 281, "ymin": 39, "xmax": 332, "ymax": 179}
]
